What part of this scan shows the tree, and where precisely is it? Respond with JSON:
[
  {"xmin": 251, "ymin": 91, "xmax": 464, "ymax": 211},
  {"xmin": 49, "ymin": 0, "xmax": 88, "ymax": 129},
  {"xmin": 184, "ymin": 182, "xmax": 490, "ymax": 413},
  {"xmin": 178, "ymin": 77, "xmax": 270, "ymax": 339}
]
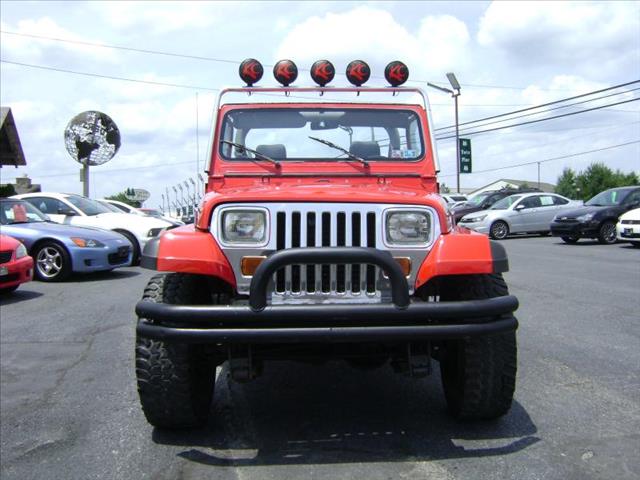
[
  {"xmin": 555, "ymin": 167, "xmax": 578, "ymax": 198},
  {"xmin": 105, "ymin": 191, "xmax": 141, "ymax": 207},
  {"xmin": 555, "ymin": 162, "xmax": 639, "ymax": 201},
  {"xmin": 0, "ymin": 183, "xmax": 17, "ymax": 198}
]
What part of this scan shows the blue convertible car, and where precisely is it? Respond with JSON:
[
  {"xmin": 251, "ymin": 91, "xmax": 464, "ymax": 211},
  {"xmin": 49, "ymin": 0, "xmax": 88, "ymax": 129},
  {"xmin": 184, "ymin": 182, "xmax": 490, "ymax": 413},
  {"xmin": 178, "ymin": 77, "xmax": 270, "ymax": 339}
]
[{"xmin": 0, "ymin": 198, "xmax": 132, "ymax": 281}]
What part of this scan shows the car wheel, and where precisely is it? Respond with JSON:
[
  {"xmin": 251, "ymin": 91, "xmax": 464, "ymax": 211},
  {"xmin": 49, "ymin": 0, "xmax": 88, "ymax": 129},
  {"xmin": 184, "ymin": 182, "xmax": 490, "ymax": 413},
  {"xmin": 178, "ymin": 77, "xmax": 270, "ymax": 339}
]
[
  {"xmin": 136, "ymin": 273, "xmax": 226, "ymax": 428},
  {"xmin": 561, "ymin": 236, "xmax": 579, "ymax": 244},
  {"xmin": 439, "ymin": 274, "xmax": 517, "ymax": 419},
  {"xmin": 115, "ymin": 230, "xmax": 140, "ymax": 266},
  {"xmin": 33, "ymin": 241, "xmax": 71, "ymax": 282},
  {"xmin": 597, "ymin": 221, "xmax": 617, "ymax": 245},
  {"xmin": 489, "ymin": 221, "xmax": 509, "ymax": 240}
]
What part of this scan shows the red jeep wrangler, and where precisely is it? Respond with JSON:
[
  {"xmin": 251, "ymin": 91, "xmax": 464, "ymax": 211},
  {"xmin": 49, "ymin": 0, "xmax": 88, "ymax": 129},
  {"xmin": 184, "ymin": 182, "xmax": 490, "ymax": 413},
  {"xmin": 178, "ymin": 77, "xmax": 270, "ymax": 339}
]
[{"xmin": 135, "ymin": 60, "xmax": 518, "ymax": 429}]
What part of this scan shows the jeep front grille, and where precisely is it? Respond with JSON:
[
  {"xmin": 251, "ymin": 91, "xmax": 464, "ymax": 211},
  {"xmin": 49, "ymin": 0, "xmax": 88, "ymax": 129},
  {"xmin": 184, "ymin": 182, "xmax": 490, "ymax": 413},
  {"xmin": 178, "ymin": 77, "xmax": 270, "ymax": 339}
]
[{"xmin": 273, "ymin": 208, "xmax": 380, "ymax": 297}]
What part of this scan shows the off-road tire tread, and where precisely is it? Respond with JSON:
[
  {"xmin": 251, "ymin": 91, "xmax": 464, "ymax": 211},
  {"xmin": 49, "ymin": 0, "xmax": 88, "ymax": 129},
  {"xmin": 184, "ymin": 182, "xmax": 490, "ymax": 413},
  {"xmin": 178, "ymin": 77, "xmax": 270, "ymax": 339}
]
[
  {"xmin": 440, "ymin": 274, "xmax": 517, "ymax": 420},
  {"xmin": 135, "ymin": 273, "xmax": 215, "ymax": 428}
]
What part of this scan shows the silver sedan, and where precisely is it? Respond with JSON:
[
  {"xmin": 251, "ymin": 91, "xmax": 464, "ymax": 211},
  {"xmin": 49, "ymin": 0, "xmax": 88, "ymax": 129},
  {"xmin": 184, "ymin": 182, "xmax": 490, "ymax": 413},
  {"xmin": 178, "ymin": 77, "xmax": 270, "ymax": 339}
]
[{"xmin": 459, "ymin": 192, "xmax": 582, "ymax": 239}]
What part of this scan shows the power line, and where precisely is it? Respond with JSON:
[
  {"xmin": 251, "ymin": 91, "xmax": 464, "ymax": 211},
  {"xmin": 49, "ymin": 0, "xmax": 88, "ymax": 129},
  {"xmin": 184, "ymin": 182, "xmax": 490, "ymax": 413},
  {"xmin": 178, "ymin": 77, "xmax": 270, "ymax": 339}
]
[
  {"xmin": 435, "ymin": 97, "xmax": 640, "ymax": 140},
  {"xmin": 437, "ymin": 140, "xmax": 640, "ymax": 177},
  {"xmin": 0, "ymin": 29, "xmax": 571, "ymax": 91},
  {"xmin": 434, "ymin": 80, "xmax": 640, "ymax": 131},
  {"xmin": 445, "ymin": 87, "xmax": 640, "ymax": 136}
]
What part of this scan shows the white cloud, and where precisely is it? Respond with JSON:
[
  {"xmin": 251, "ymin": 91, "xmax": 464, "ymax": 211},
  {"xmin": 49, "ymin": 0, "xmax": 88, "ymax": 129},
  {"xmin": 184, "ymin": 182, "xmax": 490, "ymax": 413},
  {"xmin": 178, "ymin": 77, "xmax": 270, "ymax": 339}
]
[
  {"xmin": 477, "ymin": 1, "xmax": 640, "ymax": 69},
  {"xmin": 0, "ymin": 17, "xmax": 117, "ymax": 62},
  {"xmin": 276, "ymin": 7, "xmax": 470, "ymax": 74}
]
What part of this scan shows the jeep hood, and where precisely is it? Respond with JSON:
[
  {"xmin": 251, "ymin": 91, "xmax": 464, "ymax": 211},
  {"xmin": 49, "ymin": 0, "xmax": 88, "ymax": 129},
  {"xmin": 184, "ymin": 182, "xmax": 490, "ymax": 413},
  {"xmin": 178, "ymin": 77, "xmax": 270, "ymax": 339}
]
[{"xmin": 198, "ymin": 182, "xmax": 448, "ymax": 230}]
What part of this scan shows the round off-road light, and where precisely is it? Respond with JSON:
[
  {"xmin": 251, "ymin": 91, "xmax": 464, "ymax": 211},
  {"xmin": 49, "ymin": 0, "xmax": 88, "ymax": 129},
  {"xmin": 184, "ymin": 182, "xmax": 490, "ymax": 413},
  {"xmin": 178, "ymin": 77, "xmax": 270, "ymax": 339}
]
[
  {"xmin": 310, "ymin": 60, "xmax": 335, "ymax": 87},
  {"xmin": 384, "ymin": 60, "xmax": 409, "ymax": 86},
  {"xmin": 273, "ymin": 59, "xmax": 298, "ymax": 86},
  {"xmin": 345, "ymin": 60, "xmax": 371, "ymax": 86},
  {"xmin": 239, "ymin": 58, "xmax": 264, "ymax": 86}
]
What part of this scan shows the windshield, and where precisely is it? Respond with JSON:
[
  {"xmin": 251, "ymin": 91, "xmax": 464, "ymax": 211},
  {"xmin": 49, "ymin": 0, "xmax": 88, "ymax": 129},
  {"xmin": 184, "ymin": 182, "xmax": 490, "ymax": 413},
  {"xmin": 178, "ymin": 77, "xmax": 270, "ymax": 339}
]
[
  {"xmin": 491, "ymin": 195, "xmax": 522, "ymax": 210},
  {"xmin": 219, "ymin": 108, "xmax": 424, "ymax": 161},
  {"xmin": 65, "ymin": 195, "xmax": 112, "ymax": 216},
  {"xmin": 466, "ymin": 193, "xmax": 490, "ymax": 206},
  {"xmin": 0, "ymin": 200, "xmax": 48, "ymax": 224},
  {"xmin": 585, "ymin": 189, "xmax": 632, "ymax": 207},
  {"xmin": 99, "ymin": 201, "xmax": 125, "ymax": 213}
]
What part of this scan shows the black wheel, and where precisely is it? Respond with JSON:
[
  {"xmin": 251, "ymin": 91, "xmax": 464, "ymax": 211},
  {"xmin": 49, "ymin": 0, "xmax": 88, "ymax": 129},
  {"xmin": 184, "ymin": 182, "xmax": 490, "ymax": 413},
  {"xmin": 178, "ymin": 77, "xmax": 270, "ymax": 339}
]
[
  {"xmin": 597, "ymin": 221, "xmax": 617, "ymax": 245},
  {"xmin": 489, "ymin": 221, "xmax": 509, "ymax": 240},
  {"xmin": 115, "ymin": 230, "xmax": 140, "ymax": 266},
  {"xmin": 0, "ymin": 285, "xmax": 19, "ymax": 294},
  {"xmin": 439, "ymin": 274, "xmax": 517, "ymax": 419},
  {"xmin": 136, "ymin": 273, "xmax": 220, "ymax": 429},
  {"xmin": 561, "ymin": 236, "xmax": 579, "ymax": 244},
  {"xmin": 33, "ymin": 241, "xmax": 71, "ymax": 282}
]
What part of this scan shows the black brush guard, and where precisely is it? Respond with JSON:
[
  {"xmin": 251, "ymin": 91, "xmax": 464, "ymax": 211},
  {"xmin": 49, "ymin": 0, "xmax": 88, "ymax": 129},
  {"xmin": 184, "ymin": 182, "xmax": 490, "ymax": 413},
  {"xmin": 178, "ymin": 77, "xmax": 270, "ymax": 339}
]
[{"xmin": 136, "ymin": 247, "xmax": 518, "ymax": 344}]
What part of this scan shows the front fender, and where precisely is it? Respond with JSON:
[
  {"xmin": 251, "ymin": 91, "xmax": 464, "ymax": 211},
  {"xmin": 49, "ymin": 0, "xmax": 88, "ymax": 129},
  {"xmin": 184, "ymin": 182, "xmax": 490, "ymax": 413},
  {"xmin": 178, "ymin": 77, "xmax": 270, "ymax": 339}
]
[
  {"xmin": 415, "ymin": 229, "xmax": 508, "ymax": 289},
  {"xmin": 140, "ymin": 226, "xmax": 236, "ymax": 288}
]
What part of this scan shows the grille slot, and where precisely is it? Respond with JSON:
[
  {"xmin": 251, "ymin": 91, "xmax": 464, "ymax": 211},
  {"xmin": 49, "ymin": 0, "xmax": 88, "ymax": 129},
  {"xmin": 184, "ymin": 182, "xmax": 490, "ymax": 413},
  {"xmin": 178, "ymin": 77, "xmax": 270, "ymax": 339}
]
[
  {"xmin": 273, "ymin": 207, "xmax": 380, "ymax": 298},
  {"xmin": 0, "ymin": 251, "xmax": 13, "ymax": 264}
]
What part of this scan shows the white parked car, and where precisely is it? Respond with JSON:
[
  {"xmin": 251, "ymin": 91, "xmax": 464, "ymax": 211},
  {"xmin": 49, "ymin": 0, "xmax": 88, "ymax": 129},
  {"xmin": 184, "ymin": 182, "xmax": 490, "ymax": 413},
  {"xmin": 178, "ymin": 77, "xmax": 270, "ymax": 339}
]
[
  {"xmin": 440, "ymin": 193, "xmax": 468, "ymax": 205},
  {"xmin": 616, "ymin": 207, "xmax": 640, "ymax": 248},
  {"xmin": 13, "ymin": 193, "xmax": 172, "ymax": 264},
  {"xmin": 459, "ymin": 192, "xmax": 582, "ymax": 239},
  {"xmin": 99, "ymin": 199, "xmax": 184, "ymax": 226}
]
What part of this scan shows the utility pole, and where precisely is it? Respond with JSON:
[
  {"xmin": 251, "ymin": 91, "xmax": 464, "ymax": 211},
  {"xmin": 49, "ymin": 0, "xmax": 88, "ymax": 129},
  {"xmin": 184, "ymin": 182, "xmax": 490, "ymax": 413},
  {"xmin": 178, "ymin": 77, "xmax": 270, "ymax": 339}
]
[
  {"xmin": 537, "ymin": 162, "xmax": 541, "ymax": 189},
  {"xmin": 428, "ymin": 73, "xmax": 462, "ymax": 193}
]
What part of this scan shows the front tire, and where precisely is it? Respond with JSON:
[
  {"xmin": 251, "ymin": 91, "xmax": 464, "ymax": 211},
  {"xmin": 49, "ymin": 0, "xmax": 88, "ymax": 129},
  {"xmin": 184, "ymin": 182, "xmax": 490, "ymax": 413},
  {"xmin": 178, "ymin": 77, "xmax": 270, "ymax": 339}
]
[
  {"xmin": 439, "ymin": 274, "xmax": 517, "ymax": 419},
  {"xmin": 115, "ymin": 230, "xmax": 141, "ymax": 266},
  {"xmin": 135, "ymin": 273, "xmax": 216, "ymax": 429},
  {"xmin": 561, "ymin": 236, "xmax": 579, "ymax": 244},
  {"xmin": 33, "ymin": 241, "xmax": 71, "ymax": 282},
  {"xmin": 489, "ymin": 221, "xmax": 510, "ymax": 240},
  {"xmin": 598, "ymin": 221, "xmax": 617, "ymax": 245}
]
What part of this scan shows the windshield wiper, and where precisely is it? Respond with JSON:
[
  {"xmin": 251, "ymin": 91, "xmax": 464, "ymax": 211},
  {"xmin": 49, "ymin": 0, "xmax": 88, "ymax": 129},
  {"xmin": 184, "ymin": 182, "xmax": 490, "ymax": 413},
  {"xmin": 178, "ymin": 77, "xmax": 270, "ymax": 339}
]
[
  {"xmin": 308, "ymin": 136, "xmax": 369, "ymax": 167},
  {"xmin": 220, "ymin": 140, "xmax": 280, "ymax": 167}
]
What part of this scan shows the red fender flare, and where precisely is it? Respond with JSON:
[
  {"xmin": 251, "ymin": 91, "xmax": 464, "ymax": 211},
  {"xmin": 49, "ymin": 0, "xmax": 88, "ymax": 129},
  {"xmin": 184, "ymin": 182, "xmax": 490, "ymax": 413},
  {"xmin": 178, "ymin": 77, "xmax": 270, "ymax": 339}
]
[
  {"xmin": 415, "ymin": 229, "xmax": 508, "ymax": 290},
  {"xmin": 142, "ymin": 226, "xmax": 236, "ymax": 288}
]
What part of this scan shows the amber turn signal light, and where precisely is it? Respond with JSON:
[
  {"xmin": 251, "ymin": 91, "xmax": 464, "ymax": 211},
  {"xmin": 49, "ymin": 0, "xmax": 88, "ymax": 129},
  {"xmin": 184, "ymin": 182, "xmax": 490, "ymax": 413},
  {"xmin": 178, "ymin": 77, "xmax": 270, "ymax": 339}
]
[
  {"xmin": 393, "ymin": 257, "xmax": 412, "ymax": 277},
  {"xmin": 241, "ymin": 256, "xmax": 266, "ymax": 276}
]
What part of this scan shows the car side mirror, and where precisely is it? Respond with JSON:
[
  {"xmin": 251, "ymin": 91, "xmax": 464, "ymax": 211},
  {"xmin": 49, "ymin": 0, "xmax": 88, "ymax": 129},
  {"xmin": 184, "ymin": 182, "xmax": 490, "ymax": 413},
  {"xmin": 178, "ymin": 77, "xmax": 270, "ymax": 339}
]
[
  {"xmin": 515, "ymin": 204, "xmax": 526, "ymax": 211},
  {"xmin": 58, "ymin": 208, "xmax": 77, "ymax": 216}
]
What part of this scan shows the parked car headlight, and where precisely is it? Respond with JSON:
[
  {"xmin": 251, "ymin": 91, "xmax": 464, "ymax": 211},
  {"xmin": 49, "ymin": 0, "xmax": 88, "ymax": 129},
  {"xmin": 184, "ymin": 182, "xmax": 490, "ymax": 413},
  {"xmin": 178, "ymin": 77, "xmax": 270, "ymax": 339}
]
[
  {"xmin": 15, "ymin": 243, "xmax": 28, "ymax": 259},
  {"xmin": 221, "ymin": 210, "xmax": 267, "ymax": 244},
  {"xmin": 462, "ymin": 214, "xmax": 487, "ymax": 223},
  {"xmin": 71, "ymin": 237, "xmax": 106, "ymax": 248},
  {"xmin": 147, "ymin": 228, "xmax": 164, "ymax": 237},
  {"xmin": 576, "ymin": 213, "xmax": 594, "ymax": 222},
  {"xmin": 385, "ymin": 210, "xmax": 431, "ymax": 245}
]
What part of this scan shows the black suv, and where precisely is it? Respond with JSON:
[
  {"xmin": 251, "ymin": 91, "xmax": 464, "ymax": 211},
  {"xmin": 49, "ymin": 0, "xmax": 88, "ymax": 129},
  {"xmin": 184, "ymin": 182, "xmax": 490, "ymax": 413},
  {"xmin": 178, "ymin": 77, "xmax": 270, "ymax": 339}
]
[{"xmin": 452, "ymin": 188, "xmax": 541, "ymax": 223}]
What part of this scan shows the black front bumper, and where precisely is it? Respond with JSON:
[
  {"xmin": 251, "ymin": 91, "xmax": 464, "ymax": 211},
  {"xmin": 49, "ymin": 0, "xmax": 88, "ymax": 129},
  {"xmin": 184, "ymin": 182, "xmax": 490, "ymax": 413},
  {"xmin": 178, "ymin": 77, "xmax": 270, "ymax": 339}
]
[
  {"xmin": 550, "ymin": 221, "xmax": 598, "ymax": 237},
  {"xmin": 136, "ymin": 247, "xmax": 519, "ymax": 344}
]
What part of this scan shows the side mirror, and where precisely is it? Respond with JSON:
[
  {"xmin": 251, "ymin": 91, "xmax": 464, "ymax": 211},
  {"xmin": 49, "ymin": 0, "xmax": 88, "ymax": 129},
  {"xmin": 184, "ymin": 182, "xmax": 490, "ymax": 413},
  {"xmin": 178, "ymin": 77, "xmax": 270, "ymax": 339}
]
[
  {"xmin": 515, "ymin": 204, "xmax": 526, "ymax": 211},
  {"xmin": 58, "ymin": 208, "xmax": 77, "ymax": 216}
]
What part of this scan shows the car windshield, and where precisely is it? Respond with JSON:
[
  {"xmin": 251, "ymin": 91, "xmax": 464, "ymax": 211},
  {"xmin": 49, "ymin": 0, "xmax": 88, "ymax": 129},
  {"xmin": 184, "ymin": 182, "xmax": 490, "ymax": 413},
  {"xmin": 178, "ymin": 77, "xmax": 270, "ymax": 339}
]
[
  {"xmin": 219, "ymin": 108, "xmax": 425, "ymax": 161},
  {"xmin": 142, "ymin": 209, "xmax": 162, "ymax": 217},
  {"xmin": 491, "ymin": 195, "xmax": 522, "ymax": 210},
  {"xmin": 0, "ymin": 200, "xmax": 48, "ymax": 224},
  {"xmin": 65, "ymin": 195, "xmax": 112, "ymax": 216},
  {"xmin": 99, "ymin": 201, "xmax": 125, "ymax": 213},
  {"xmin": 585, "ymin": 189, "xmax": 632, "ymax": 207},
  {"xmin": 466, "ymin": 193, "xmax": 490, "ymax": 206}
]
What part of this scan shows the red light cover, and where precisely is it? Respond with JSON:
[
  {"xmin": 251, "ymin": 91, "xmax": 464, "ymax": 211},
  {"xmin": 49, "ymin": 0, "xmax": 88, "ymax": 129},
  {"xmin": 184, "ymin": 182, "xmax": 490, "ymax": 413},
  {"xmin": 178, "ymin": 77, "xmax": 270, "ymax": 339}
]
[
  {"xmin": 310, "ymin": 60, "xmax": 335, "ymax": 86},
  {"xmin": 239, "ymin": 58, "xmax": 264, "ymax": 86},
  {"xmin": 345, "ymin": 60, "xmax": 371, "ymax": 86},
  {"xmin": 384, "ymin": 61, "xmax": 409, "ymax": 86},
  {"xmin": 273, "ymin": 59, "xmax": 298, "ymax": 86}
]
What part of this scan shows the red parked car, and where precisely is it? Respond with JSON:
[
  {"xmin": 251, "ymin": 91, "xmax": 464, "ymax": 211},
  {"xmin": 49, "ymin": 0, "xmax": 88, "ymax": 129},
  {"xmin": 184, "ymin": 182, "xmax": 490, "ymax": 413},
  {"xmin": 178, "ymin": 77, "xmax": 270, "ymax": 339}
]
[{"xmin": 0, "ymin": 234, "xmax": 34, "ymax": 293}]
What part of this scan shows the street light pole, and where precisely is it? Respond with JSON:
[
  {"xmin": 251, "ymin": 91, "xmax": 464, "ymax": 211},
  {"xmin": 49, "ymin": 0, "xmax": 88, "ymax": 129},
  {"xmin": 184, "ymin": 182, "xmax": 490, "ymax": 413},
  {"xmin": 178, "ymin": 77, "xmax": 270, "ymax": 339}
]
[{"xmin": 428, "ymin": 73, "xmax": 462, "ymax": 193}]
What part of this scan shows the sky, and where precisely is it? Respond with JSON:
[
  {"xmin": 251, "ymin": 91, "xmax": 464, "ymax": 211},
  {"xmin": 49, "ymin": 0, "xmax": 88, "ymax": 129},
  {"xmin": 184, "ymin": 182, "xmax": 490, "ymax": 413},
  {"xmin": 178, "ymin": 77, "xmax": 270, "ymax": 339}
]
[{"xmin": 1, "ymin": 0, "xmax": 639, "ymax": 208}]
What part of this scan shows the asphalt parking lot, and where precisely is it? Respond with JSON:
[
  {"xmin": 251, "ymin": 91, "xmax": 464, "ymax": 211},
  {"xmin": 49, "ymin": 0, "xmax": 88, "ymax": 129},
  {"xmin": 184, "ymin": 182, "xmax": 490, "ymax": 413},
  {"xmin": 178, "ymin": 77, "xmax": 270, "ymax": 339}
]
[{"xmin": 1, "ymin": 236, "xmax": 639, "ymax": 480}]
